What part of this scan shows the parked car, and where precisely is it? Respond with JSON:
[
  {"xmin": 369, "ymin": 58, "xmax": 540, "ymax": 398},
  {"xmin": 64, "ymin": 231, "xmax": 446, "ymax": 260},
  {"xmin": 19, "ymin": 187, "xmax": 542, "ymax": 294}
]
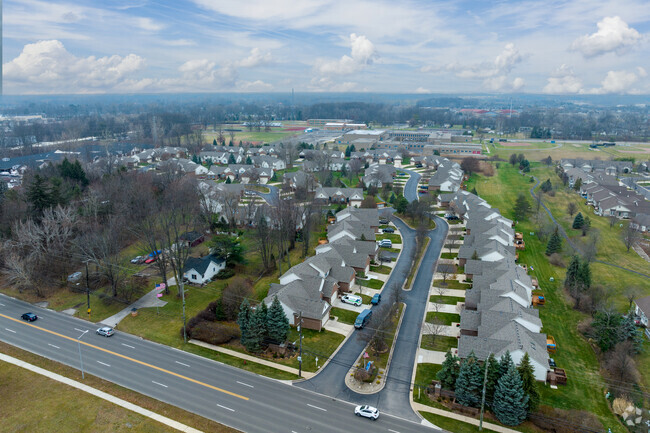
[
  {"xmin": 354, "ymin": 405, "xmax": 379, "ymax": 420},
  {"xmin": 548, "ymin": 358, "xmax": 556, "ymax": 368},
  {"xmin": 21, "ymin": 312, "xmax": 38, "ymax": 322},
  {"xmin": 130, "ymin": 255, "xmax": 144, "ymax": 264},
  {"xmin": 144, "ymin": 257, "xmax": 156, "ymax": 264},
  {"xmin": 341, "ymin": 294, "xmax": 362, "ymax": 306},
  {"xmin": 371, "ymin": 294, "xmax": 382, "ymax": 305},
  {"xmin": 96, "ymin": 326, "xmax": 115, "ymax": 337},
  {"xmin": 379, "ymin": 218, "xmax": 389, "ymax": 224},
  {"xmin": 445, "ymin": 215, "xmax": 459, "ymax": 221},
  {"xmin": 382, "ymin": 227, "xmax": 394, "ymax": 233},
  {"xmin": 354, "ymin": 309, "xmax": 372, "ymax": 329},
  {"xmin": 67, "ymin": 272, "xmax": 82, "ymax": 283},
  {"xmin": 379, "ymin": 239, "xmax": 392, "ymax": 248}
]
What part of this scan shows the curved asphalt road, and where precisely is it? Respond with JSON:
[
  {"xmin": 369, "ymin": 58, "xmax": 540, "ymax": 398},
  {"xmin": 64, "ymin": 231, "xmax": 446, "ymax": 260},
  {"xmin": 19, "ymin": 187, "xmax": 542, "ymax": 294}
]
[
  {"xmin": 297, "ymin": 166, "xmax": 448, "ymax": 424},
  {"xmin": 250, "ymin": 184, "xmax": 280, "ymax": 207}
]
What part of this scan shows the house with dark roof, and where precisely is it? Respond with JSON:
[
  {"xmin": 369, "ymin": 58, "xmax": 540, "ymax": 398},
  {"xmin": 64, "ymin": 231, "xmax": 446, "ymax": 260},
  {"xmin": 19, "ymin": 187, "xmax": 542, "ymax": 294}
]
[
  {"xmin": 183, "ymin": 255, "xmax": 225, "ymax": 285},
  {"xmin": 634, "ymin": 295, "xmax": 650, "ymax": 329},
  {"xmin": 179, "ymin": 231, "xmax": 205, "ymax": 248}
]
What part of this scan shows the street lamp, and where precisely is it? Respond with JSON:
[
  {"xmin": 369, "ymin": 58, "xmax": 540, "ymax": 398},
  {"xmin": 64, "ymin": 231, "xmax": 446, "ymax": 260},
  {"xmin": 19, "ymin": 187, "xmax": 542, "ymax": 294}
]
[{"xmin": 77, "ymin": 330, "xmax": 89, "ymax": 379}]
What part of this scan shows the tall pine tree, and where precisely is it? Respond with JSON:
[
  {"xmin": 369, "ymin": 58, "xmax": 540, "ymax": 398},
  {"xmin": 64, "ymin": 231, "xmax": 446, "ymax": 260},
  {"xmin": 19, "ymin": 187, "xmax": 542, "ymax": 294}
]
[
  {"xmin": 545, "ymin": 226, "xmax": 562, "ymax": 255},
  {"xmin": 237, "ymin": 299, "xmax": 252, "ymax": 348},
  {"xmin": 517, "ymin": 353, "xmax": 539, "ymax": 412},
  {"xmin": 436, "ymin": 350, "xmax": 460, "ymax": 390},
  {"xmin": 245, "ymin": 303, "xmax": 268, "ymax": 353},
  {"xmin": 564, "ymin": 255, "xmax": 581, "ymax": 289},
  {"xmin": 267, "ymin": 296, "xmax": 289, "ymax": 344},
  {"xmin": 493, "ymin": 365, "xmax": 529, "ymax": 426},
  {"xmin": 484, "ymin": 353, "xmax": 501, "ymax": 408},
  {"xmin": 455, "ymin": 351, "xmax": 483, "ymax": 407},
  {"xmin": 498, "ymin": 351, "xmax": 514, "ymax": 377},
  {"xmin": 572, "ymin": 212, "xmax": 584, "ymax": 229}
]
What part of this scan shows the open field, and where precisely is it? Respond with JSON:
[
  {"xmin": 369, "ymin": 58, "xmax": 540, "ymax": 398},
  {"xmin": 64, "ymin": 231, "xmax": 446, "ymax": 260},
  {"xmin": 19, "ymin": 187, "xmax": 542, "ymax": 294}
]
[
  {"xmin": 486, "ymin": 139, "xmax": 650, "ymax": 162},
  {"xmin": 0, "ymin": 341, "xmax": 236, "ymax": 433},
  {"xmin": 465, "ymin": 162, "xmax": 641, "ymax": 432},
  {"xmin": 203, "ymin": 123, "xmax": 304, "ymax": 145}
]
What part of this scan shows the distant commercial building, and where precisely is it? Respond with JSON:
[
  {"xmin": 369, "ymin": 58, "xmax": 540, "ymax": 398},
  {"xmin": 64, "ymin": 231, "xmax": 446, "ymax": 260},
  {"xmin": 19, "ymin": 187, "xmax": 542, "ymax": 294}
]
[{"xmin": 307, "ymin": 119, "xmax": 353, "ymax": 127}]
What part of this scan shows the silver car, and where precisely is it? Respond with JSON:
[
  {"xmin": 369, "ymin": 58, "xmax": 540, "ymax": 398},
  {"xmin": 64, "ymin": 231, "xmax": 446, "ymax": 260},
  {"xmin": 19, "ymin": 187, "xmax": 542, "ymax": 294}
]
[
  {"xmin": 354, "ymin": 405, "xmax": 379, "ymax": 420},
  {"xmin": 96, "ymin": 326, "xmax": 115, "ymax": 337}
]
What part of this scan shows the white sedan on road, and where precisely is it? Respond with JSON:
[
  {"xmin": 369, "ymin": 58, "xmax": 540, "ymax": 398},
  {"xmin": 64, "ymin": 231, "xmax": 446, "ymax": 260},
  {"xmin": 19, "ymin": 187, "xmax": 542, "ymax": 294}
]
[{"xmin": 354, "ymin": 405, "xmax": 379, "ymax": 420}]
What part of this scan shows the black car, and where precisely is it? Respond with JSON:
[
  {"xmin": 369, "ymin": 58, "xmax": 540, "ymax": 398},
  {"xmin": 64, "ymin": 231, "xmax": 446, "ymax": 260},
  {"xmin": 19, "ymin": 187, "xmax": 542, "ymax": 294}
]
[
  {"xmin": 383, "ymin": 227, "xmax": 395, "ymax": 233},
  {"xmin": 445, "ymin": 215, "xmax": 459, "ymax": 221},
  {"xmin": 21, "ymin": 312, "xmax": 38, "ymax": 322},
  {"xmin": 379, "ymin": 219, "xmax": 389, "ymax": 224}
]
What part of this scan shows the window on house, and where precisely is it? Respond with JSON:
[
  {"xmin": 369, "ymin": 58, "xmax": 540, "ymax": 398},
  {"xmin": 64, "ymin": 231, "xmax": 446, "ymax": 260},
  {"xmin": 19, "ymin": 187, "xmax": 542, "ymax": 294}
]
[{"xmin": 192, "ymin": 274, "xmax": 197, "ymax": 280}]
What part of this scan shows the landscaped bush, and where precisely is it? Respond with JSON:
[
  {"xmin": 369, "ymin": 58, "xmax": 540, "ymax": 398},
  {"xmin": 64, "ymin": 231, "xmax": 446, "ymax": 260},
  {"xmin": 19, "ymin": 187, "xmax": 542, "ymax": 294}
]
[
  {"xmin": 188, "ymin": 320, "xmax": 241, "ymax": 345},
  {"xmin": 215, "ymin": 268, "xmax": 235, "ymax": 279}
]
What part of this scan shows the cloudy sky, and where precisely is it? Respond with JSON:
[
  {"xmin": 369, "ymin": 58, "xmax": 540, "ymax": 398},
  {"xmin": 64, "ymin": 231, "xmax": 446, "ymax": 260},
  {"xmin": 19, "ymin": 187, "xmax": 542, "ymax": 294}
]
[{"xmin": 3, "ymin": 0, "xmax": 650, "ymax": 94}]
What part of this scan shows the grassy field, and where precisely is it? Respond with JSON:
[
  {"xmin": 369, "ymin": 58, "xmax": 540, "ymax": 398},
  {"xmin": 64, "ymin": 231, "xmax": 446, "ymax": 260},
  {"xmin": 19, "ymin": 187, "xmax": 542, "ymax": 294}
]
[
  {"xmin": 432, "ymin": 279, "xmax": 470, "ymax": 291},
  {"xmin": 356, "ymin": 278, "xmax": 384, "ymax": 290},
  {"xmin": 330, "ymin": 307, "xmax": 360, "ymax": 325},
  {"xmin": 440, "ymin": 252, "xmax": 457, "ymax": 259},
  {"xmin": 486, "ymin": 140, "xmax": 650, "ymax": 162},
  {"xmin": 203, "ymin": 124, "xmax": 302, "ymax": 145},
  {"xmin": 421, "ymin": 335, "xmax": 458, "ymax": 352},
  {"xmin": 0, "ymin": 341, "xmax": 236, "ymax": 433},
  {"xmin": 369, "ymin": 264, "xmax": 392, "ymax": 274},
  {"xmin": 419, "ymin": 412, "xmax": 501, "ymax": 433},
  {"xmin": 414, "ymin": 363, "xmax": 442, "ymax": 389},
  {"xmin": 425, "ymin": 312, "xmax": 460, "ymax": 325},
  {"xmin": 376, "ymin": 233, "xmax": 403, "ymax": 244},
  {"xmin": 465, "ymin": 162, "xmax": 635, "ymax": 432}
]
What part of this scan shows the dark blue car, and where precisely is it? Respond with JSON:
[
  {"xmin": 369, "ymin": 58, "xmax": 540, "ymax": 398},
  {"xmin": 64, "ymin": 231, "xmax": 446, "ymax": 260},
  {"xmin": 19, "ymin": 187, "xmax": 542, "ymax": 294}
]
[{"xmin": 371, "ymin": 294, "xmax": 381, "ymax": 305}]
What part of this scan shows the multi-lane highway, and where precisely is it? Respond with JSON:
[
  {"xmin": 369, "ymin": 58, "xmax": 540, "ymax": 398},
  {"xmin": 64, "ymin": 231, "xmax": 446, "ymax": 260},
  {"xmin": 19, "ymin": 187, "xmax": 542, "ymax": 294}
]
[{"xmin": 0, "ymin": 294, "xmax": 437, "ymax": 433}]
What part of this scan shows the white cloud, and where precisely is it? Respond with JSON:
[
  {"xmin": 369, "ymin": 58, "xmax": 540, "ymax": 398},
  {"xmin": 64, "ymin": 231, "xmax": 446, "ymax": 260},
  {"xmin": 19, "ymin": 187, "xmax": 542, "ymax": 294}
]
[
  {"xmin": 585, "ymin": 67, "xmax": 647, "ymax": 94},
  {"xmin": 315, "ymin": 33, "xmax": 376, "ymax": 76},
  {"xmin": 415, "ymin": 87, "xmax": 431, "ymax": 94},
  {"xmin": 571, "ymin": 16, "xmax": 642, "ymax": 57},
  {"xmin": 136, "ymin": 17, "xmax": 165, "ymax": 32},
  {"xmin": 543, "ymin": 64, "xmax": 584, "ymax": 94},
  {"xmin": 238, "ymin": 80, "xmax": 274, "ymax": 91},
  {"xmin": 3, "ymin": 40, "xmax": 145, "ymax": 93},
  {"xmin": 236, "ymin": 48, "xmax": 272, "ymax": 68},
  {"xmin": 163, "ymin": 39, "xmax": 197, "ymax": 47},
  {"xmin": 450, "ymin": 43, "xmax": 522, "ymax": 79}
]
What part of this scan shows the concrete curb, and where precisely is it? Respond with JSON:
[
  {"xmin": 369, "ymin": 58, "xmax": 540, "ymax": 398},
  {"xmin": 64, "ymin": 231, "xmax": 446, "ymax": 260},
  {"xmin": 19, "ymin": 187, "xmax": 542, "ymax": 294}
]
[
  {"xmin": 0, "ymin": 353, "xmax": 203, "ymax": 433},
  {"xmin": 403, "ymin": 236, "xmax": 431, "ymax": 291}
]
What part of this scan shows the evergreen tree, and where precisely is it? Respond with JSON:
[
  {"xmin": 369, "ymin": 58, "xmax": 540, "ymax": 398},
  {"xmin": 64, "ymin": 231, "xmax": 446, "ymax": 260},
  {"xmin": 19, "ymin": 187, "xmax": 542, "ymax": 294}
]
[
  {"xmin": 246, "ymin": 303, "xmax": 268, "ymax": 353},
  {"xmin": 229, "ymin": 140, "xmax": 234, "ymax": 147},
  {"xmin": 471, "ymin": 187, "xmax": 478, "ymax": 196},
  {"xmin": 350, "ymin": 144, "xmax": 356, "ymax": 153},
  {"xmin": 540, "ymin": 179, "xmax": 552, "ymax": 193},
  {"xmin": 577, "ymin": 260, "xmax": 591, "ymax": 289},
  {"xmin": 228, "ymin": 153, "xmax": 237, "ymax": 164},
  {"xmin": 345, "ymin": 145, "xmax": 351, "ymax": 157},
  {"xmin": 564, "ymin": 255, "xmax": 581, "ymax": 289},
  {"xmin": 498, "ymin": 351, "xmax": 514, "ymax": 377},
  {"xmin": 573, "ymin": 178, "xmax": 582, "ymax": 191},
  {"xmin": 267, "ymin": 296, "xmax": 289, "ymax": 344},
  {"xmin": 517, "ymin": 353, "xmax": 539, "ymax": 412},
  {"xmin": 493, "ymin": 365, "xmax": 529, "ymax": 426},
  {"xmin": 572, "ymin": 212, "xmax": 584, "ymax": 229},
  {"xmin": 436, "ymin": 350, "xmax": 460, "ymax": 390},
  {"xmin": 237, "ymin": 299, "xmax": 252, "ymax": 348},
  {"xmin": 582, "ymin": 216, "xmax": 591, "ymax": 236},
  {"xmin": 225, "ymin": 177, "xmax": 232, "ymax": 184},
  {"xmin": 213, "ymin": 138, "xmax": 218, "ymax": 146},
  {"xmin": 513, "ymin": 193, "xmax": 531, "ymax": 221},
  {"xmin": 394, "ymin": 196, "xmax": 409, "ymax": 214},
  {"xmin": 26, "ymin": 174, "xmax": 52, "ymax": 217},
  {"xmin": 192, "ymin": 154, "xmax": 199, "ymax": 163},
  {"xmin": 455, "ymin": 351, "xmax": 483, "ymax": 407},
  {"xmin": 484, "ymin": 353, "xmax": 501, "ymax": 408},
  {"xmin": 471, "ymin": 250, "xmax": 479, "ymax": 260},
  {"xmin": 246, "ymin": 156, "xmax": 252, "ymax": 165},
  {"xmin": 545, "ymin": 227, "xmax": 562, "ymax": 255}
]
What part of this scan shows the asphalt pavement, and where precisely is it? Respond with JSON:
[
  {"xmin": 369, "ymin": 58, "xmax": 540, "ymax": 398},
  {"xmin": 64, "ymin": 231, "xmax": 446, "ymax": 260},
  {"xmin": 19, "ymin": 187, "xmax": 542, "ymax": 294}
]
[{"xmin": 0, "ymin": 294, "xmax": 437, "ymax": 433}]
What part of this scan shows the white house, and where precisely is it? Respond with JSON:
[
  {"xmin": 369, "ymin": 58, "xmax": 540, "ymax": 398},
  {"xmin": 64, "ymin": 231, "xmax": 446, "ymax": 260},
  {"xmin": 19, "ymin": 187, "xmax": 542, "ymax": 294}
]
[{"xmin": 183, "ymin": 255, "xmax": 226, "ymax": 284}]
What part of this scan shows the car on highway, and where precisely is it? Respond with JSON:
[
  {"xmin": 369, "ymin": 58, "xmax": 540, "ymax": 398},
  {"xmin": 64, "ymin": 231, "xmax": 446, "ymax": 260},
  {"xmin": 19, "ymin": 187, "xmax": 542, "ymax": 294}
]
[
  {"xmin": 341, "ymin": 294, "xmax": 362, "ymax": 306},
  {"xmin": 371, "ymin": 294, "xmax": 382, "ymax": 305},
  {"xmin": 96, "ymin": 326, "xmax": 115, "ymax": 337},
  {"xmin": 21, "ymin": 312, "xmax": 38, "ymax": 322},
  {"xmin": 354, "ymin": 405, "xmax": 379, "ymax": 420},
  {"xmin": 382, "ymin": 227, "xmax": 394, "ymax": 233}
]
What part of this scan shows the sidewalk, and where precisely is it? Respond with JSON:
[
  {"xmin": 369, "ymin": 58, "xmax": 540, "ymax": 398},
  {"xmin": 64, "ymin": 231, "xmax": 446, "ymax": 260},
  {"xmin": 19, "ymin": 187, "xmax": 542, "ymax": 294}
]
[
  {"xmin": 0, "ymin": 353, "xmax": 203, "ymax": 433},
  {"xmin": 101, "ymin": 286, "xmax": 168, "ymax": 328},
  {"xmin": 189, "ymin": 339, "xmax": 315, "ymax": 379},
  {"xmin": 412, "ymin": 402, "xmax": 523, "ymax": 433}
]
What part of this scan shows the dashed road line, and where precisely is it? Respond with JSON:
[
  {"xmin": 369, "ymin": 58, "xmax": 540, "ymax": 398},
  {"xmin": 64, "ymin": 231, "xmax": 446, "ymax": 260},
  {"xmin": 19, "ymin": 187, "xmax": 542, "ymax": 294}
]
[
  {"xmin": 175, "ymin": 361, "xmax": 190, "ymax": 367},
  {"xmin": 48, "ymin": 344, "xmax": 60, "ymax": 349},
  {"xmin": 97, "ymin": 361, "xmax": 111, "ymax": 367},
  {"xmin": 5, "ymin": 328, "xmax": 16, "ymax": 333},
  {"xmin": 236, "ymin": 381, "xmax": 254, "ymax": 388},
  {"xmin": 121, "ymin": 343, "xmax": 135, "ymax": 349},
  {"xmin": 217, "ymin": 404, "xmax": 235, "ymax": 412},
  {"xmin": 152, "ymin": 381, "xmax": 168, "ymax": 388},
  {"xmin": 307, "ymin": 404, "xmax": 327, "ymax": 411}
]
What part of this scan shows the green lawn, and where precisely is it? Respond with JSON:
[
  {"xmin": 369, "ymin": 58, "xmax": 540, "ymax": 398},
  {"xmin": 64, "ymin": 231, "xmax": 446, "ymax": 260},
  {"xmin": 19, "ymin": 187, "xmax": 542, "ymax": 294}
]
[
  {"xmin": 429, "ymin": 295, "xmax": 465, "ymax": 305},
  {"xmin": 432, "ymin": 280, "xmax": 471, "ymax": 291},
  {"xmin": 420, "ymin": 335, "xmax": 458, "ymax": 352},
  {"xmin": 380, "ymin": 246, "xmax": 401, "ymax": 253},
  {"xmin": 440, "ymin": 253, "xmax": 457, "ymax": 259},
  {"xmin": 356, "ymin": 278, "xmax": 384, "ymax": 290},
  {"xmin": 419, "ymin": 412, "xmax": 501, "ymax": 433},
  {"xmin": 369, "ymin": 265, "xmax": 392, "ymax": 274},
  {"xmin": 376, "ymin": 233, "xmax": 402, "ymax": 244},
  {"xmin": 425, "ymin": 312, "xmax": 460, "ymax": 325},
  {"xmin": 467, "ymin": 162, "xmax": 630, "ymax": 432},
  {"xmin": 330, "ymin": 307, "xmax": 360, "ymax": 325},
  {"xmin": 414, "ymin": 363, "xmax": 442, "ymax": 388}
]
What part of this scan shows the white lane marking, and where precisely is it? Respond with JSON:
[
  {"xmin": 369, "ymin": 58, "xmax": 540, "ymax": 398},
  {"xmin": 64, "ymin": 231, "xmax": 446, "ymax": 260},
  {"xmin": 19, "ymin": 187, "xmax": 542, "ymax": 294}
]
[
  {"xmin": 48, "ymin": 344, "xmax": 60, "ymax": 349},
  {"xmin": 175, "ymin": 361, "xmax": 190, "ymax": 367},
  {"xmin": 97, "ymin": 361, "xmax": 111, "ymax": 367},
  {"xmin": 307, "ymin": 404, "xmax": 327, "ymax": 411},
  {"xmin": 0, "ymin": 303, "xmax": 5, "ymax": 306},
  {"xmin": 74, "ymin": 328, "xmax": 86, "ymax": 333},
  {"xmin": 152, "ymin": 381, "xmax": 168, "ymax": 388},
  {"xmin": 217, "ymin": 404, "xmax": 235, "ymax": 412},
  {"xmin": 388, "ymin": 430, "xmax": 401, "ymax": 433},
  {"xmin": 121, "ymin": 343, "xmax": 135, "ymax": 349},
  {"xmin": 5, "ymin": 328, "xmax": 16, "ymax": 333},
  {"xmin": 236, "ymin": 381, "xmax": 254, "ymax": 388}
]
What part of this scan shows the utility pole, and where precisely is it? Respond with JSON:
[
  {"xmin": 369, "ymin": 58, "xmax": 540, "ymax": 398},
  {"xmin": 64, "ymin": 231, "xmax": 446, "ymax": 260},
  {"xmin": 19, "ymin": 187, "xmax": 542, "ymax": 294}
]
[
  {"xmin": 298, "ymin": 311, "xmax": 303, "ymax": 378},
  {"xmin": 84, "ymin": 260, "xmax": 91, "ymax": 319},
  {"xmin": 479, "ymin": 355, "xmax": 490, "ymax": 431},
  {"xmin": 181, "ymin": 278, "xmax": 187, "ymax": 343},
  {"xmin": 77, "ymin": 330, "xmax": 88, "ymax": 379}
]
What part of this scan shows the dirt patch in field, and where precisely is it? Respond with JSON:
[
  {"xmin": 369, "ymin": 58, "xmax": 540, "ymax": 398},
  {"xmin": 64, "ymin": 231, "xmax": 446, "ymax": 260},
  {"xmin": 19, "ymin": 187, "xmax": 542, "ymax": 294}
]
[{"xmin": 619, "ymin": 148, "xmax": 650, "ymax": 154}]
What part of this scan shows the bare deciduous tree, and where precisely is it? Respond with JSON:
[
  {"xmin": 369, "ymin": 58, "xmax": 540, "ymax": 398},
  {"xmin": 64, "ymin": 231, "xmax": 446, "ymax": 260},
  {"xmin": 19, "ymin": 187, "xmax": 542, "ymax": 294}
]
[
  {"xmin": 622, "ymin": 222, "xmax": 640, "ymax": 252},
  {"xmin": 567, "ymin": 201, "xmax": 578, "ymax": 217}
]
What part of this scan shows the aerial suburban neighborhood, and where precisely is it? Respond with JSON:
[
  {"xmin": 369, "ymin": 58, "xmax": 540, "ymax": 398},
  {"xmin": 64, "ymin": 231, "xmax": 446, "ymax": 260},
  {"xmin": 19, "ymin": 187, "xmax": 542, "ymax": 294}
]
[{"xmin": 1, "ymin": 2, "xmax": 650, "ymax": 433}]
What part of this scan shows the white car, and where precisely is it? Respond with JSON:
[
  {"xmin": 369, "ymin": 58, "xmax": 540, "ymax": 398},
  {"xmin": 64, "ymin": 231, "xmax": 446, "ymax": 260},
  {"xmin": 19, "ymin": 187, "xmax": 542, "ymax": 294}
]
[
  {"xmin": 96, "ymin": 326, "xmax": 115, "ymax": 337},
  {"xmin": 341, "ymin": 294, "xmax": 362, "ymax": 306},
  {"xmin": 354, "ymin": 405, "xmax": 379, "ymax": 420}
]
